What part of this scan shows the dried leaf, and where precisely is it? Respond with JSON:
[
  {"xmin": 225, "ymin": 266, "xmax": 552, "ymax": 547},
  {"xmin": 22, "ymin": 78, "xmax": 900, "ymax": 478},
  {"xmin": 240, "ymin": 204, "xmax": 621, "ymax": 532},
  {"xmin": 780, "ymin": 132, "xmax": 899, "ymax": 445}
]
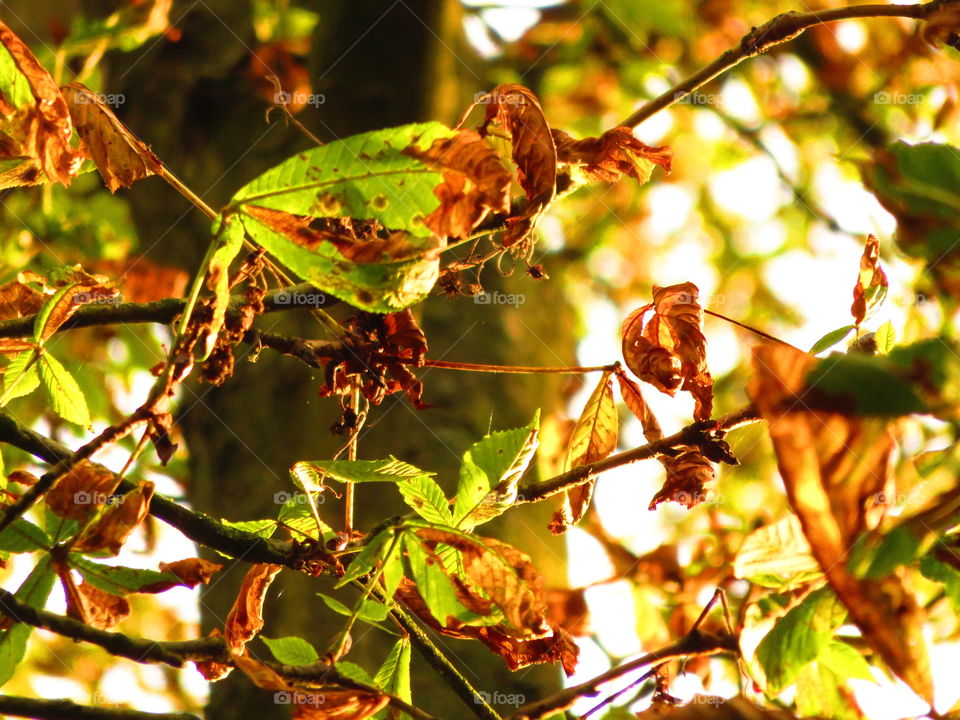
[
  {"xmin": 75, "ymin": 482, "xmax": 154, "ymax": 555},
  {"xmin": 224, "ymin": 563, "xmax": 282, "ymax": 652},
  {"xmin": 545, "ymin": 588, "xmax": 590, "ymax": 636},
  {"xmin": 292, "ymin": 690, "xmax": 390, "ymax": 720},
  {"xmin": 194, "ymin": 629, "xmax": 232, "ymax": 681},
  {"xmin": 749, "ymin": 343, "xmax": 932, "ymax": 702},
  {"xmin": 0, "ymin": 280, "xmax": 43, "ymax": 321},
  {"xmin": 45, "ymin": 461, "xmax": 121, "ymax": 522},
  {"xmin": 479, "ymin": 84, "xmax": 557, "ymax": 246},
  {"xmin": 622, "ymin": 282, "xmax": 714, "ymax": 421},
  {"xmin": 33, "ymin": 277, "xmax": 116, "ymax": 345},
  {"xmin": 154, "ymin": 558, "xmax": 223, "ymax": 589},
  {"xmin": 616, "ymin": 370, "xmax": 663, "ymax": 442},
  {"xmin": 62, "ymin": 577, "xmax": 130, "ymax": 630},
  {"xmin": 554, "ymin": 370, "xmax": 618, "ymax": 532},
  {"xmin": 0, "ymin": 21, "xmax": 84, "ymax": 186},
  {"xmin": 649, "ymin": 450, "xmax": 716, "ymax": 510},
  {"xmin": 851, "ymin": 235, "xmax": 888, "ymax": 326},
  {"xmin": 402, "ymin": 129, "xmax": 511, "ymax": 238},
  {"xmin": 553, "ymin": 126, "xmax": 672, "ymax": 184},
  {"xmin": 60, "ymin": 82, "xmax": 162, "ymax": 192}
]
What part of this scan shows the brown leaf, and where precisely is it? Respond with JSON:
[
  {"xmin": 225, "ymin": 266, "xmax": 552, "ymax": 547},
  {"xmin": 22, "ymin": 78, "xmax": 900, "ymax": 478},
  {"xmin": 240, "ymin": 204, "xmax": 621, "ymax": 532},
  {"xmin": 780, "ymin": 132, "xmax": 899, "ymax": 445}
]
[
  {"xmin": 479, "ymin": 84, "xmax": 557, "ymax": 247},
  {"xmin": 553, "ymin": 126, "xmax": 672, "ymax": 184},
  {"xmin": 616, "ymin": 369, "xmax": 663, "ymax": 442},
  {"xmin": 93, "ymin": 258, "xmax": 189, "ymax": 303},
  {"xmin": 148, "ymin": 558, "xmax": 223, "ymax": 591},
  {"xmin": 851, "ymin": 234, "xmax": 888, "ymax": 326},
  {"xmin": 231, "ymin": 651, "xmax": 290, "ymax": 690},
  {"xmin": 62, "ymin": 578, "xmax": 131, "ymax": 630},
  {"xmin": 749, "ymin": 343, "xmax": 932, "ymax": 702},
  {"xmin": 60, "ymin": 82, "xmax": 162, "ymax": 192},
  {"xmin": 35, "ymin": 276, "xmax": 117, "ymax": 344},
  {"xmin": 148, "ymin": 412, "xmax": 179, "ymax": 465},
  {"xmin": 0, "ymin": 21, "xmax": 84, "ymax": 186},
  {"xmin": 45, "ymin": 461, "xmax": 122, "ymax": 522},
  {"xmin": 224, "ymin": 563, "xmax": 282, "ymax": 652},
  {"xmin": 395, "ymin": 578, "xmax": 579, "ymax": 676},
  {"xmin": 194, "ymin": 629, "xmax": 232, "ymax": 681},
  {"xmin": 383, "ymin": 310, "xmax": 428, "ymax": 366},
  {"xmin": 545, "ymin": 588, "xmax": 590, "ymax": 636},
  {"xmin": 0, "ymin": 279, "xmax": 44, "ymax": 321},
  {"xmin": 292, "ymin": 690, "xmax": 390, "ymax": 720},
  {"xmin": 403, "ymin": 129, "xmax": 511, "ymax": 238},
  {"xmin": 554, "ymin": 370, "xmax": 619, "ymax": 532},
  {"xmin": 648, "ymin": 450, "xmax": 716, "ymax": 510},
  {"xmin": 621, "ymin": 282, "xmax": 714, "ymax": 421},
  {"xmin": 414, "ymin": 529, "xmax": 550, "ymax": 637},
  {"xmin": 75, "ymin": 482, "xmax": 155, "ymax": 555}
]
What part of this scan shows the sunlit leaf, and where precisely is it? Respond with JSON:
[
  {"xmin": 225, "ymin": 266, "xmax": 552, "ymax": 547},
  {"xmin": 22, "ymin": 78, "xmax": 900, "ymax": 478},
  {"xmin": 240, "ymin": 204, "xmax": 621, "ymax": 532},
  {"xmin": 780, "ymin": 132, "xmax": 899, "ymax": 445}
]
[
  {"xmin": 38, "ymin": 353, "xmax": 90, "ymax": 427},
  {"xmin": 810, "ymin": 325, "xmax": 856, "ymax": 354},
  {"xmin": 261, "ymin": 635, "xmax": 320, "ymax": 665},
  {"xmin": 1, "ymin": 350, "xmax": 39, "ymax": 401},
  {"xmin": 0, "ymin": 556, "xmax": 55, "ymax": 687},
  {"xmin": 851, "ymin": 235, "xmax": 888, "ymax": 326}
]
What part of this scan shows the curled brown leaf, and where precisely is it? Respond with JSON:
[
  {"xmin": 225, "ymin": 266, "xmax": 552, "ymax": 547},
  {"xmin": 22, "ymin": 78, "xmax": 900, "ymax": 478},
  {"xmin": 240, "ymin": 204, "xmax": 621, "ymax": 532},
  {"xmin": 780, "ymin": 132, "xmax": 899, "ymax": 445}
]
[
  {"xmin": 75, "ymin": 482, "xmax": 155, "ymax": 555},
  {"xmin": 224, "ymin": 563, "xmax": 283, "ymax": 653},
  {"xmin": 553, "ymin": 126, "xmax": 672, "ymax": 184},
  {"xmin": 45, "ymin": 461, "xmax": 122, "ymax": 522},
  {"xmin": 851, "ymin": 234, "xmax": 888, "ymax": 326}
]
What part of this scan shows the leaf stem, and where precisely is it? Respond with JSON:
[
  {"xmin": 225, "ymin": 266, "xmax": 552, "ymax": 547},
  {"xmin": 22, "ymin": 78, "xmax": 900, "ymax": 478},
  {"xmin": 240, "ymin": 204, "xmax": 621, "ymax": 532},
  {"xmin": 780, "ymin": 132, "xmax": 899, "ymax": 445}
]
[
  {"xmin": 703, "ymin": 308, "xmax": 800, "ymax": 350},
  {"xmin": 416, "ymin": 359, "xmax": 619, "ymax": 374}
]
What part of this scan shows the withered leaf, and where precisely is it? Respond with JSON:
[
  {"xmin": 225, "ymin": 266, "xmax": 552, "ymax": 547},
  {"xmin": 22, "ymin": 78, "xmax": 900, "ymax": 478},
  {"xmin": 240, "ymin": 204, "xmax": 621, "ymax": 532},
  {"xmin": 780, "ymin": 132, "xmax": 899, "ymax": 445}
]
[
  {"xmin": 402, "ymin": 129, "xmax": 511, "ymax": 238},
  {"xmin": 749, "ymin": 343, "xmax": 932, "ymax": 702},
  {"xmin": 224, "ymin": 563, "xmax": 282, "ymax": 652},
  {"xmin": 0, "ymin": 21, "xmax": 84, "ymax": 186},
  {"xmin": 194, "ymin": 629, "xmax": 232, "ymax": 681},
  {"xmin": 60, "ymin": 82, "xmax": 162, "ymax": 193},
  {"xmin": 149, "ymin": 558, "xmax": 223, "ymax": 591},
  {"xmin": 45, "ymin": 461, "xmax": 122, "ymax": 522},
  {"xmin": 292, "ymin": 690, "xmax": 390, "ymax": 720},
  {"xmin": 648, "ymin": 450, "xmax": 716, "ymax": 510},
  {"xmin": 414, "ymin": 529, "xmax": 550, "ymax": 637},
  {"xmin": 851, "ymin": 234, "xmax": 888, "ymax": 326},
  {"xmin": 545, "ymin": 588, "xmax": 590, "ymax": 636},
  {"xmin": 0, "ymin": 279, "xmax": 44, "ymax": 322},
  {"xmin": 35, "ymin": 275, "xmax": 117, "ymax": 344},
  {"xmin": 75, "ymin": 482, "xmax": 155, "ymax": 555},
  {"xmin": 479, "ymin": 84, "xmax": 557, "ymax": 247},
  {"xmin": 553, "ymin": 126, "xmax": 672, "ymax": 184},
  {"xmin": 622, "ymin": 282, "xmax": 714, "ymax": 421},
  {"xmin": 62, "ymin": 575, "xmax": 131, "ymax": 630},
  {"xmin": 616, "ymin": 370, "xmax": 663, "ymax": 442},
  {"xmin": 554, "ymin": 370, "xmax": 618, "ymax": 532}
]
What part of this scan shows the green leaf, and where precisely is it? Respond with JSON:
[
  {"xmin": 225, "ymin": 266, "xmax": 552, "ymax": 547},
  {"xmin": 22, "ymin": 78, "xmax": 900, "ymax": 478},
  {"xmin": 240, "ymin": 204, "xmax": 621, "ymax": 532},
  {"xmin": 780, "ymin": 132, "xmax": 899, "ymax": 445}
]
[
  {"xmin": 810, "ymin": 325, "xmax": 856, "ymax": 354},
  {"xmin": 381, "ymin": 548, "xmax": 404, "ymax": 602},
  {"xmin": 301, "ymin": 457, "xmax": 432, "ymax": 485},
  {"xmin": 756, "ymin": 586, "xmax": 847, "ymax": 693},
  {"xmin": 335, "ymin": 528, "xmax": 394, "ymax": 588},
  {"xmin": 1, "ymin": 351, "xmax": 40, "ymax": 402},
  {"xmin": 0, "ymin": 41, "xmax": 33, "ymax": 109},
  {"xmin": 32, "ymin": 283, "xmax": 77, "ymax": 346},
  {"xmin": 859, "ymin": 524, "xmax": 925, "ymax": 580},
  {"xmin": 733, "ymin": 515, "xmax": 821, "ymax": 589},
  {"xmin": 453, "ymin": 411, "xmax": 540, "ymax": 529},
  {"xmin": 374, "ymin": 638, "xmax": 411, "ymax": 712},
  {"xmin": 874, "ymin": 321, "xmax": 896, "ymax": 354},
  {"xmin": 38, "ymin": 353, "xmax": 90, "ymax": 427},
  {"xmin": 276, "ymin": 497, "xmax": 335, "ymax": 543},
  {"xmin": 920, "ymin": 555, "xmax": 960, "ymax": 611},
  {"xmin": 402, "ymin": 532, "xmax": 479, "ymax": 626},
  {"xmin": 68, "ymin": 556, "xmax": 179, "ymax": 595},
  {"xmin": 336, "ymin": 660, "xmax": 375, "ymax": 686},
  {"xmin": 818, "ymin": 640, "xmax": 874, "ymax": 682},
  {"xmin": 0, "ymin": 556, "xmax": 55, "ymax": 687},
  {"xmin": 316, "ymin": 593, "xmax": 391, "ymax": 625},
  {"xmin": 804, "ymin": 352, "xmax": 927, "ymax": 417},
  {"xmin": 201, "ymin": 215, "xmax": 246, "ymax": 358},
  {"xmin": 261, "ymin": 635, "xmax": 319, "ymax": 665},
  {"xmin": 229, "ymin": 122, "xmax": 456, "ymax": 313},
  {"xmin": 795, "ymin": 662, "xmax": 862, "ymax": 720},
  {"xmin": 230, "ymin": 122, "xmax": 453, "ymax": 236},
  {"xmin": 0, "ymin": 519, "xmax": 50, "ymax": 553},
  {"xmin": 396, "ymin": 475, "xmax": 451, "ymax": 525},
  {"xmin": 219, "ymin": 518, "xmax": 277, "ymax": 537}
]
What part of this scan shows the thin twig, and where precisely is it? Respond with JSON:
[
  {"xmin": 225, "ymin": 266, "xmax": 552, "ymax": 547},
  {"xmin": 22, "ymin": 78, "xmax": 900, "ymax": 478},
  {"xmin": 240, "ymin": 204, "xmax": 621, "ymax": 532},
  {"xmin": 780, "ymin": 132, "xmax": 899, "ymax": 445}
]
[
  {"xmin": 0, "ymin": 696, "xmax": 199, "ymax": 720},
  {"xmin": 516, "ymin": 405, "xmax": 761, "ymax": 504},
  {"xmin": 620, "ymin": 1, "xmax": 944, "ymax": 128}
]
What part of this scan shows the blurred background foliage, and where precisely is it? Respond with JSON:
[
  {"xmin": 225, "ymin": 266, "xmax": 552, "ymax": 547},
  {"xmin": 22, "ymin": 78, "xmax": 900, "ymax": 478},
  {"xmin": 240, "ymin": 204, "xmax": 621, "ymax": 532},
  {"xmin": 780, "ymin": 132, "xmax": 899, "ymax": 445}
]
[{"xmin": 1, "ymin": 0, "xmax": 959, "ymax": 718}]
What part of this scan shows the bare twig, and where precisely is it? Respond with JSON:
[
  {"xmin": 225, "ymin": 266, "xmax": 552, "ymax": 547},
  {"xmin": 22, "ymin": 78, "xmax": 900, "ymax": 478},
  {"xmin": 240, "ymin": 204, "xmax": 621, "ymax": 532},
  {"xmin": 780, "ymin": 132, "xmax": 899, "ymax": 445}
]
[
  {"xmin": 621, "ymin": 1, "xmax": 947, "ymax": 128},
  {"xmin": 0, "ymin": 696, "xmax": 199, "ymax": 720}
]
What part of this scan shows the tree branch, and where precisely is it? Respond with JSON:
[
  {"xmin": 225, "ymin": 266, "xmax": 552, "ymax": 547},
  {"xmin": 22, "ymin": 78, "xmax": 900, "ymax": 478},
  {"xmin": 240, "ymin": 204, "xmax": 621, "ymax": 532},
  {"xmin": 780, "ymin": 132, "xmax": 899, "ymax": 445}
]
[
  {"xmin": 517, "ymin": 405, "xmax": 761, "ymax": 503},
  {"xmin": 511, "ymin": 630, "xmax": 739, "ymax": 720},
  {"xmin": 0, "ymin": 412, "xmax": 298, "ymax": 566},
  {"xmin": 0, "ymin": 696, "xmax": 199, "ymax": 720},
  {"xmin": 0, "ymin": 284, "xmax": 337, "ymax": 340},
  {"xmin": 620, "ymin": 1, "xmax": 947, "ymax": 128}
]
